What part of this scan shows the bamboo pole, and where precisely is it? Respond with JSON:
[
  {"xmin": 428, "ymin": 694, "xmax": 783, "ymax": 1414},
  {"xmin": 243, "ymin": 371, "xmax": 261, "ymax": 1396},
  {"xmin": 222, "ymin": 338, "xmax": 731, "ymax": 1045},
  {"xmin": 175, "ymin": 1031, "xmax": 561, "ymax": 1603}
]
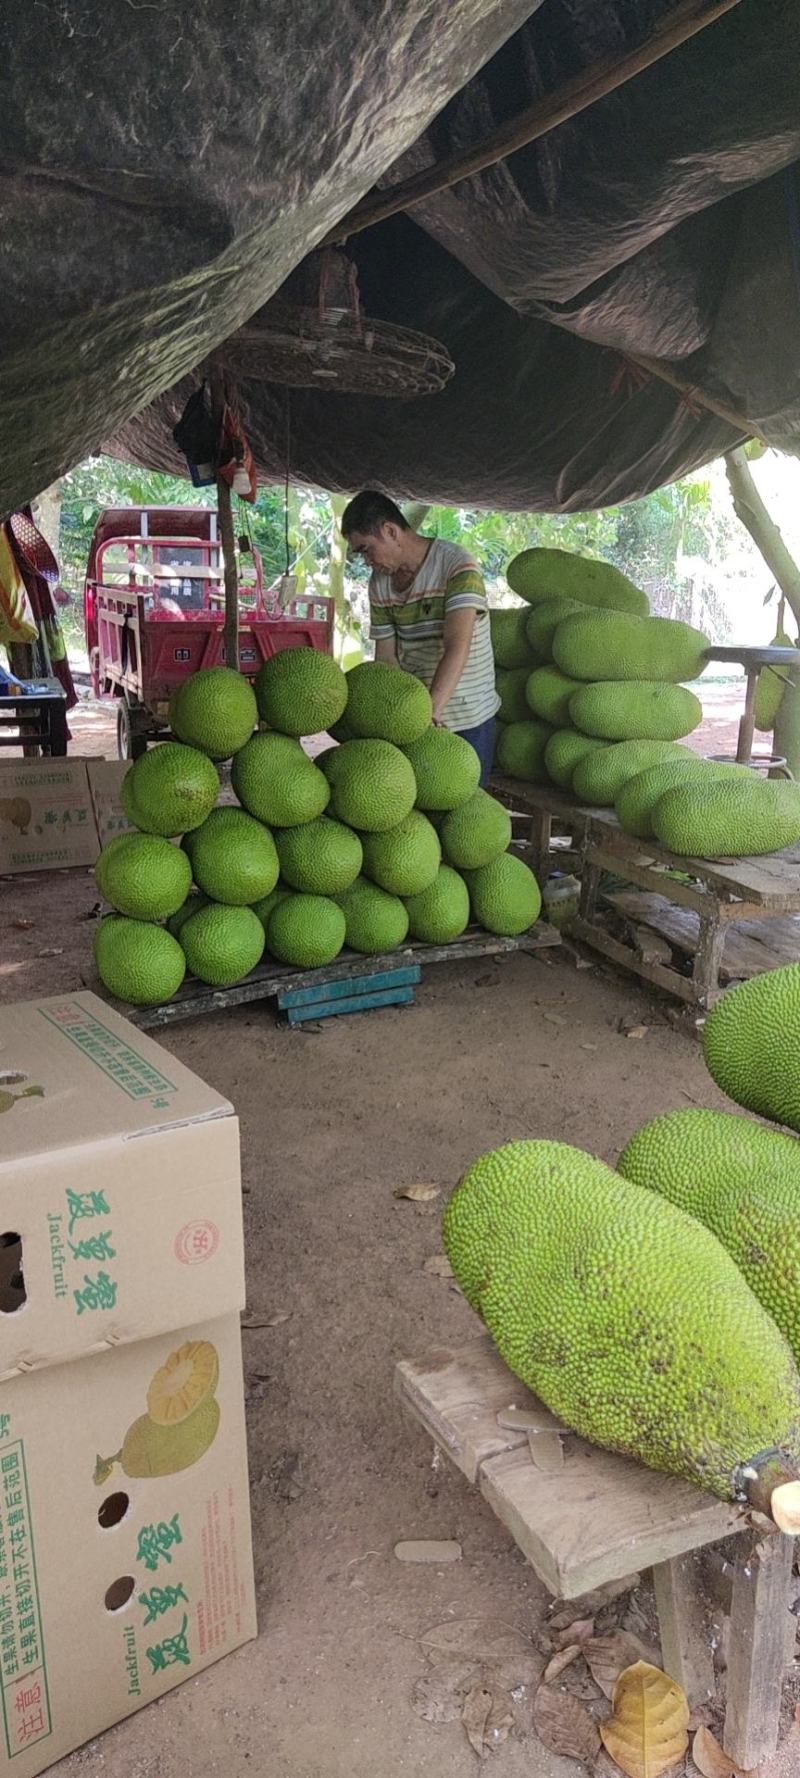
[
  {"xmin": 625, "ymin": 351, "xmax": 768, "ymax": 446},
  {"xmin": 328, "ymin": 0, "xmax": 743, "ymax": 244},
  {"xmin": 209, "ymin": 360, "xmax": 240, "ymax": 672}
]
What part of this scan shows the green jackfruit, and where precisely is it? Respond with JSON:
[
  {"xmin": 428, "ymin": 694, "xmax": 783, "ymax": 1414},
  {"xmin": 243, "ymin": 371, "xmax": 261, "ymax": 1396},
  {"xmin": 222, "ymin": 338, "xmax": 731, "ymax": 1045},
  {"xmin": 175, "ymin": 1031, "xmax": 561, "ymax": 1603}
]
[
  {"xmin": 403, "ymin": 865, "xmax": 470, "ymax": 943},
  {"xmin": 267, "ymin": 894, "xmax": 346, "ymax": 967},
  {"xmin": 96, "ymin": 833, "xmax": 192, "ymax": 921},
  {"xmin": 525, "ymin": 598, "xmax": 589, "ymax": 660},
  {"xmin": 754, "ymin": 628, "xmax": 794, "ymax": 731},
  {"xmin": 169, "ymin": 666, "xmax": 257, "ymax": 759},
  {"xmin": 553, "ymin": 612, "xmax": 709, "ymax": 684},
  {"xmin": 232, "ymin": 733, "xmax": 331, "ymax": 826},
  {"xmin": 180, "ymin": 903, "xmax": 266, "ymax": 986},
  {"xmin": 703, "ymin": 964, "xmax": 800, "ymax": 1133},
  {"xmin": 441, "ymin": 791, "xmax": 511, "ymax": 870},
  {"xmin": 653, "ymin": 778, "xmax": 800, "ymax": 858},
  {"xmin": 191, "ymin": 806, "xmax": 279, "ymax": 904},
  {"xmin": 275, "ymin": 816, "xmax": 362, "ymax": 894},
  {"xmin": 490, "ymin": 608, "xmax": 532, "ymax": 669},
  {"xmin": 94, "ymin": 916, "xmax": 186, "ymax": 1006},
  {"xmin": 464, "ymin": 853, "xmax": 541, "ymax": 935},
  {"xmin": 255, "ymin": 647, "xmax": 348, "ymax": 737},
  {"xmin": 614, "ymin": 758, "xmax": 715, "ymax": 838},
  {"xmin": 507, "ymin": 549, "xmax": 649, "ymax": 616},
  {"xmin": 526, "ymin": 665, "xmax": 583, "ymax": 727},
  {"xmin": 167, "ymin": 891, "xmax": 210, "ymax": 938},
  {"xmin": 361, "ymin": 811, "xmax": 441, "ymax": 895},
  {"xmin": 328, "ymin": 739, "xmax": 417, "ymax": 831},
  {"xmin": 403, "ymin": 730, "xmax": 481, "ymax": 811},
  {"xmin": 442, "ymin": 1140, "xmax": 800, "ymax": 1500},
  {"xmin": 572, "ymin": 740, "xmax": 694, "ymax": 806},
  {"xmin": 343, "ymin": 661, "xmax": 432, "ymax": 744},
  {"xmin": 570, "ymin": 682, "xmax": 702, "ymax": 742},
  {"xmin": 495, "ymin": 720, "xmax": 552, "ymax": 784},
  {"xmin": 126, "ymin": 743, "xmax": 219, "ymax": 837},
  {"xmin": 618, "ymin": 1108, "xmax": 800, "ymax": 1364},
  {"xmin": 334, "ymin": 875, "xmax": 409, "ymax": 953},
  {"xmin": 119, "ymin": 769, "xmax": 147, "ymax": 831},
  {"xmin": 496, "ymin": 667, "xmax": 531, "ymax": 723},
  {"xmin": 251, "ymin": 884, "xmax": 292, "ymax": 928},
  {"xmin": 543, "ymin": 729, "xmax": 610, "ymax": 791}
]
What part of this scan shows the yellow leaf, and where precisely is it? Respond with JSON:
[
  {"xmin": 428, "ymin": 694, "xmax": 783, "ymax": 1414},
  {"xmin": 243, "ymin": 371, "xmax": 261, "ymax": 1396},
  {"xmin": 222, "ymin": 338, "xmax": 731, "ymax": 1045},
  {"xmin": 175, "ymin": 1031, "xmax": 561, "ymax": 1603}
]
[
  {"xmin": 599, "ymin": 1661, "xmax": 689, "ymax": 1778},
  {"xmin": 691, "ymin": 1723, "xmax": 755, "ymax": 1778}
]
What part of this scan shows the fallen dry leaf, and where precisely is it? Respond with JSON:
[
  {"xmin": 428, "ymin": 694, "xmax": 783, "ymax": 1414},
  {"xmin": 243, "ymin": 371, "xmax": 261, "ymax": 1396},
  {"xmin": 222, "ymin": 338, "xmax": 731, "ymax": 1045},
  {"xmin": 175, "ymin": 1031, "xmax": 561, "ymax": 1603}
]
[
  {"xmin": 528, "ymin": 1428, "xmax": 565, "ymax": 1472},
  {"xmin": 533, "ymin": 1685, "xmax": 601, "ymax": 1765},
  {"xmin": 423, "ymin": 1254, "xmax": 454, "ymax": 1278},
  {"xmin": 543, "ymin": 1645, "xmax": 582, "ymax": 1683},
  {"xmin": 411, "ymin": 1663, "xmax": 479, "ymax": 1724},
  {"xmin": 691, "ymin": 1724, "xmax": 754, "ymax": 1778},
  {"xmin": 37, "ymin": 946, "xmax": 63, "ymax": 957},
  {"xmin": 462, "ymin": 1684, "xmax": 493, "ymax": 1757},
  {"xmin": 585, "ymin": 1632, "xmax": 661, "ymax": 1699},
  {"xmin": 422, "ymin": 1618, "xmax": 533, "ymax": 1668},
  {"xmin": 556, "ymin": 1617, "xmax": 595, "ymax": 1650},
  {"xmin": 550, "ymin": 1578, "xmax": 640, "ymax": 1627},
  {"xmin": 241, "ymin": 1310, "xmax": 292, "ymax": 1328},
  {"xmin": 394, "ymin": 1184, "xmax": 441, "ymax": 1201},
  {"xmin": 497, "ymin": 1403, "xmax": 569, "ymax": 1434},
  {"xmin": 600, "ymin": 1661, "xmax": 689, "ymax": 1778},
  {"xmin": 484, "ymin": 1694, "xmax": 514, "ymax": 1750}
]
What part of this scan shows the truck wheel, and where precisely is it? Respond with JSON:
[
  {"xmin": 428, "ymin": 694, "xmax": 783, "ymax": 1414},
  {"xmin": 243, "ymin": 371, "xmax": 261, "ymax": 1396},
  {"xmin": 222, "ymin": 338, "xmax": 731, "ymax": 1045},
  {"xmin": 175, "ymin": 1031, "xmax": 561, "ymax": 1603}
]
[{"xmin": 117, "ymin": 701, "xmax": 148, "ymax": 761}]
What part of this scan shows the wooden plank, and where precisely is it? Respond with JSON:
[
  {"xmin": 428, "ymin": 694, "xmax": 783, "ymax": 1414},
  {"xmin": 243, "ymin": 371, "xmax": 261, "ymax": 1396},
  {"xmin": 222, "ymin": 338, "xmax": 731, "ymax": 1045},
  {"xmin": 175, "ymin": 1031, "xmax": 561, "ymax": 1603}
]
[
  {"xmin": 723, "ymin": 1532, "xmax": 795, "ymax": 1769},
  {"xmin": 587, "ymin": 814, "xmax": 800, "ymax": 908},
  {"xmin": 571, "ymin": 917, "xmax": 698, "ymax": 1002},
  {"xmin": 584, "ymin": 840, "xmax": 711, "ymax": 914},
  {"xmin": 606, "ymin": 892, "xmax": 800, "ymax": 979},
  {"xmin": 394, "ymin": 1337, "xmax": 530, "ymax": 1484},
  {"xmin": 652, "ymin": 1553, "xmax": 715, "ymax": 1705}
]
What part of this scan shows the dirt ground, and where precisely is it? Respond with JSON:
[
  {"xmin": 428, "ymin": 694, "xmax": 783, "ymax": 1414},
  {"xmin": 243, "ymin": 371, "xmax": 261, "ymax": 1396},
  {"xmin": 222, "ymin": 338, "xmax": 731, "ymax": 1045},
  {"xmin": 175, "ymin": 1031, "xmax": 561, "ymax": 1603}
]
[{"xmin": 1, "ymin": 680, "xmax": 794, "ymax": 1777}]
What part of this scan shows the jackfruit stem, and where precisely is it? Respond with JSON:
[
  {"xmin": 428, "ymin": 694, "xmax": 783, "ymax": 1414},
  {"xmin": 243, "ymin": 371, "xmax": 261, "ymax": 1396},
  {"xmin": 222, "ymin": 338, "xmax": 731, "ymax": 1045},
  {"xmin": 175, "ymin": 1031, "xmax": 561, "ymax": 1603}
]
[
  {"xmin": 770, "ymin": 1483, "xmax": 800, "ymax": 1536},
  {"xmin": 738, "ymin": 1451, "xmax": 800, "ymax": 1530},
  {"xmin": 94, "ymin": 1450, "xmax": 122, "ymax": 1487}
]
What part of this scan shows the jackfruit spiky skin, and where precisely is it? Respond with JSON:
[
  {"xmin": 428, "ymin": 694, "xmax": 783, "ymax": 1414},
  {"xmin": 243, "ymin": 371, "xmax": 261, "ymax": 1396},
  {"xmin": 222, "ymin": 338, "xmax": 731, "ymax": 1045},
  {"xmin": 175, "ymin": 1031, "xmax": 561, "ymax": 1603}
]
[
  {"xmin": 361, "ymin": 811, "xmax": 441, "ymax": 895},
  {"xmin": 334, "ymin": 875, "xmax": 409, "ymax": 953},
  {"xmin": 464, "ymin": 853, "xmax": 541, "ymax": 935},
  {"xmin": 275, "ymin": 816, "xmax": 362, "ymax": 895},
  {"xmin": 614, "ymin": 759, "xmax": 715, "ymax": 838},
  {"xmin": 266, "ymin": 894, "xmax": 346, "ymax": 967},
  {"xmin": 442, "ymin": 1140, "xmax": 800, "ymax": 1498},
  {"xmin": 94, "ymin": 916, "xmax": 187, "ymax": 1006},
  {"xmin": 166, "ymin": 891, "xmax": 210, "ymax": 938},
  {"xmin": 495, "ymin": 719, "xmax": 552, "ymax": 784},
  {"xmin": 570, "ymin": 682, "xmax": 702, "ymax": 742},
  {"xmin": 571, "ymin": 740, "xmax": 693, "ymax": 806},
  {"xmin": 703, "ymin": 964, "xmax": 800, "ymax": 1134},
  {"xmin": 255, "ymin": 647, "xmax": 348, "ymax": 737},
  {"xmin": 553, "ymin": 612, "xmax": 709, "ymax": 684},
  {"xmin": 526, "ymin": 665, "xmax": 584, "ymax": 727},
  {"xmin": 618, "ymin": 1108, "xmax": 800, "ymax": 1364},
  {"xmin": 180, "ymin": 903, "xmax": 266, "ymax": 986},
  {"xmin": 403, "ymin": 865, "xmax": 470, "ymax": 943},
  {"xmin": 169, "ymin": 666, "xmax": 257, "ymax": 760},
  {"xmin": 525, "ymin": 598, "xmax": 589, "ymax": 661},
  {"xmin": 250, "ymin": 884, "xmax": 292, "ymax": 928},
  {"xmin": 496, "ymin": 667, "xmax": 531, "ymax": 723},
  {"xmin": 403, "ymin": 730, "xmax": 481, "ymax": 811},
  {"xmin": 754, "ymin": 628, "xmax": 794, "ymax": 731},
  {"xmin": 232, "ymin": 733, "xmax": 331, "ymax": 826},
  {"xmin": 96, "ymin": 833, "xmax": 192, "ymax": 921},
  {"xmin": 507, "ymin": 549, "xmax": 649, "ymax": 616},
  {"xmin": 328, "ymin": 739, "xmax": 417, "ymax": 831},
  {"xmin": 190, "ymin": 806, "xmax": 280, "ymax": 904},
  {"xmin": 490, "ymin": 608, "xmax": 533, "ymax": 669},
  {"xmin": 441, "ymin": 791, "xmax": 511, "ymax": 870},
  {"xmin": 653, "ymin": 778, "xmax": 800, "ymax": 858},
  {"xmin": 343, "ymin": 661, "xmax": 432, "ymax": 744},
  {"xmin": 126, "ymin": 743, "xmax": 219, "ymax": 836},
  {"xmin": 543, "ymin": 729, "xmax": 610, "ymax": 791}
]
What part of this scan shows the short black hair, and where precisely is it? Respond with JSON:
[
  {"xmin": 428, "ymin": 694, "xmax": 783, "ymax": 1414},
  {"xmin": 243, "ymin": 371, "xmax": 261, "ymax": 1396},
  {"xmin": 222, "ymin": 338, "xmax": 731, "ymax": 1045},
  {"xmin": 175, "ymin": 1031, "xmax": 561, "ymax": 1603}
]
[{"xmin": 340, "ymin": 490, "xmax": 410, "ymax": 537}]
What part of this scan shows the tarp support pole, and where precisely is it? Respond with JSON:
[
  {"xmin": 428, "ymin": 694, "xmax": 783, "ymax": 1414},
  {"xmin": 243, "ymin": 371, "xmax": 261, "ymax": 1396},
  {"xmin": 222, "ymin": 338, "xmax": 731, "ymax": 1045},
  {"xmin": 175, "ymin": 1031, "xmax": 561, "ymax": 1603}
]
[{"xmin": 209, "ymin": 359, "xmax": 240, "ymax": 673}]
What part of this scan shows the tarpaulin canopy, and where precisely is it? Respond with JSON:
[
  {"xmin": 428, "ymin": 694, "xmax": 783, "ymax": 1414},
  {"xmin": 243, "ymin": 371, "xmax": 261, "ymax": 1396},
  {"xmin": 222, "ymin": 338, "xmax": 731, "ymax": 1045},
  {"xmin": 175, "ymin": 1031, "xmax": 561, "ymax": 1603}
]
[{"xmin": 3, "ymin": 0, "xmax": 800, "ymax": 517}]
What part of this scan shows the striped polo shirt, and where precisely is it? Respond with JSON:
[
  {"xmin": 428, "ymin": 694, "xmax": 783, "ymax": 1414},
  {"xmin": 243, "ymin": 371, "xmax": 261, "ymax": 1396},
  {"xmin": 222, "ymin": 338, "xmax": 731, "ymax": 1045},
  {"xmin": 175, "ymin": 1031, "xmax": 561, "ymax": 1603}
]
[{"xmin": 369, "ymin": 538, "xmax": 500, "ymax": 731}]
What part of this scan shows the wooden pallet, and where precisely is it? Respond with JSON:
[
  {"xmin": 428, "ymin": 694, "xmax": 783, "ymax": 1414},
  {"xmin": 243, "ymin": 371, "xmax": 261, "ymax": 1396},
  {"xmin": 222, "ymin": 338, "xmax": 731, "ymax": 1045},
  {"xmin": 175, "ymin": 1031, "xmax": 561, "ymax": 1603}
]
[
  {"xmin": 396, "ymin": 1336, "xmax": 796, "ymax": 1769},
  {"xmin": 118, "ymin": 923, "xmax": 560, "ymax": 1029}
]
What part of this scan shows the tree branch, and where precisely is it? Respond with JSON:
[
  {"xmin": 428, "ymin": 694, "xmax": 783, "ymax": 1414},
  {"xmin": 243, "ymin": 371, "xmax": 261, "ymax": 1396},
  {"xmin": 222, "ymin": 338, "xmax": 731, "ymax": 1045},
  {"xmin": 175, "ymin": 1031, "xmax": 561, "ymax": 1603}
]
[{"xmin": 724, "ymin": 446, "xmax": 800, "ymax": 627}]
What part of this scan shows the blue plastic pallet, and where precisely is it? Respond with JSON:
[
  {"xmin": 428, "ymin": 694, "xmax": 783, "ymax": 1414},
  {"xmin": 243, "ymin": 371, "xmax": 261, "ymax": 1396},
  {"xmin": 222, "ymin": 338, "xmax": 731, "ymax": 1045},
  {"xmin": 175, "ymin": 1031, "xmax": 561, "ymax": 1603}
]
[{"xmin": 278, "ymin": 964, "xmax": 421, "ymax": 1025}]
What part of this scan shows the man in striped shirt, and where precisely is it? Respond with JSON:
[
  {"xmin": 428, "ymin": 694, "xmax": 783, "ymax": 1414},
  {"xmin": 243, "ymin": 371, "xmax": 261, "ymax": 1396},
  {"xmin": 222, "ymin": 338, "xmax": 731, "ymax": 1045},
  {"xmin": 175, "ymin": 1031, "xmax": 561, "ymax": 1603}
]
[{"xmin": 341, "ymin": 491, "xmax": 500, "ymax": 786}]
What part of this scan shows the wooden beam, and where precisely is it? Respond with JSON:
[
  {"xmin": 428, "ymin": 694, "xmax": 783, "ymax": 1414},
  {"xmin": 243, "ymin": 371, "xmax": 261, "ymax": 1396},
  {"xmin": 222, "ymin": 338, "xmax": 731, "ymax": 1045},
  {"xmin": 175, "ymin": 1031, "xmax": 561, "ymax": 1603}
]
[
  {"xmin": 329, "ymin": 0, "xmax": 743, "ymax": 244},
  {"xmin": 208, "ymin": 359, "xmax": 240, "ymax": 674}
]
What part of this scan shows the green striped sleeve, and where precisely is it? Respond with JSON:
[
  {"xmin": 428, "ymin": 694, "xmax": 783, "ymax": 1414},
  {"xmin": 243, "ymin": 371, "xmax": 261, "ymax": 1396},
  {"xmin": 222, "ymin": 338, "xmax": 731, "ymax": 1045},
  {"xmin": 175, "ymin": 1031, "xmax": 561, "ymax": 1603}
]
[{"xmin": 445, "ymin": 568, "xmax": 487, "ymax": 612}]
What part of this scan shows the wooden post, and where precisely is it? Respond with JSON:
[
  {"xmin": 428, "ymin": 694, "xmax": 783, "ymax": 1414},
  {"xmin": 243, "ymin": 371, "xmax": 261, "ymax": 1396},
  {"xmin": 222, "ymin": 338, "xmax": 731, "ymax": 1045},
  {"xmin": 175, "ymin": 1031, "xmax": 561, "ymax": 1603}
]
[
  {"xmin": 723, "ymin": 1531, "xmax": 794, "ymax": 1769},
  {"xmin": 652, "ymin": 1553, "xmax": 715, "ymax": 1706},
  {"xmin": 208, "ymin": 359, "xmax": 240, "ymax": 674}
]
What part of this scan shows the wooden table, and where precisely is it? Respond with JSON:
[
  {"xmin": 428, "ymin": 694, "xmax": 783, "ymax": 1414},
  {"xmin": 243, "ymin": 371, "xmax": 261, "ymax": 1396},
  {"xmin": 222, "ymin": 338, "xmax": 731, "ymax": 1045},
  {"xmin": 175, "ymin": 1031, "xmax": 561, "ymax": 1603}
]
[
  {"xmin": 395, "ymin": 1335, "xmax": 796, "ymax": 1769},
  {"xmin": 491, "ymin": 775, "xmax": 800, "ymax": 1006},
  {"xmin": 0, "ymin": 677, "xmax": 67, "ymax": 756}
]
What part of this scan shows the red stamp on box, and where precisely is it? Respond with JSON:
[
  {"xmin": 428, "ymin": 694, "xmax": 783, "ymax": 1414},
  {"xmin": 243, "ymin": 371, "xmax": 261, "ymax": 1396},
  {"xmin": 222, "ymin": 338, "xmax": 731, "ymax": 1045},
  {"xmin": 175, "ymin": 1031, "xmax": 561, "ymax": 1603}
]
[{"xmin": 174, "ymin": 1219, "xmax": 220, "ymax": 1265}]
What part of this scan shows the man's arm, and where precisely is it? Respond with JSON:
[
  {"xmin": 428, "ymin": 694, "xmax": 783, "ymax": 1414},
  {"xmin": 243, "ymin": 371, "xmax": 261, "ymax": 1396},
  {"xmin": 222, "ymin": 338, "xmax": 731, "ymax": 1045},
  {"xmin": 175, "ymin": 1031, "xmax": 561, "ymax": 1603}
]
[
  {"xmin": 375, "ymin": 634, "xmax": 399, "ymax": 665},
  {"xmin": 429, "ymin": 606, "xmax": 477, "ymax": 723}
]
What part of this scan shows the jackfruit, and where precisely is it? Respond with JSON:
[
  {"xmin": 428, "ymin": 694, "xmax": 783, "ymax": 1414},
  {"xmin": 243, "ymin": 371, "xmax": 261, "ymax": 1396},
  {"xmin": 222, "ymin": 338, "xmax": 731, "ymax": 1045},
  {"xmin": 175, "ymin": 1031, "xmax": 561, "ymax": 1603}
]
[
  {"xmin": 570, "ymin": 682, "xmax": 702, "ymax": 742},
  {"xmin": 403, "ymin": 730, "xmax": 481, "ymax": 810},
  {"xmin": 614, "ymin": 758, "xmax": 715, "ymax": 839},
  {"xmin": 441, "ymin": 791, "xmax": 512, "ymax": 870},
  {"xmin": 169, "ymin": 666, "xmax": 257, "ymax": 759},
  {"xmin": 180, "ymin": 903, "xmax": 266, "ymax": 986},
  {"xmin": 754, "ymin": 627, "xmax": 794, "ymax": 731},
  {"xmin": 255, "ymin": 647, "xmax": 348, "ymax": 736},
  {"xmin": 191, "ymin": 806, "xmax": 279, "ymax": 904},
  {"xmin": 653, "ymin": 778, "xmax": 800, "ymax": 858},
  {"xmin": 267, "ymin": 893, "xmax": 346, "ymax": 967},
  {"xmin": 525, "ymin": 598, "xmax": 589, "ymax": 660},
  {"xmin": 126, "ymin": 743, "xmax": 219, "ymax": 837},
  {"xmin": 275, "ymin": 816, "xmax": 362, "ymax": 894},
  {"xmin": 703, "ymin": 964, "xmax": 800, "ymax": 1133},
  {"xmin": 167, "ymin": 891, "xmax": 210, "ymax": 938},
  {"xmin": 147, "ymin": 1340, "xmax": 219, "ymax": 1427},
  {"xmin": 496, "ymin": 667, "xmax": 531, "ymax": 723},
  {"xmin": 343, "ymin": 660, "xmax": 432, "ymax": 743},
  {"xmin": 572, "ymin": 740, "xmax": 694, "ymax": 806},
  {"xmin": 404, "ymin": 866, "xmax": 470, "ymax": 943},
  {"xmin": 543, "ymin": 729, "xmax": 610, "ymax": 791},
  {"xmin": 361, "ymin": 811, "xmax": 441, "ymax": 895},
  {"xmin": 618, "ymin": 1109, "xmax": 800, "ymax": 1364},
  {"xmin": 251, "ymin": 884, "xmax": 292, "ymax": 927},
  {"xmin": 119, "ymin": 768, "xmax": 147, "ymax": 831},
  {"xmin": 490, "ymin": 608, "xmax": 532, "ymax": 669},
  {"xmin": 553, "ymin": 612, "xmax": 709, "ymax": 684},
  {"xmin": 232, "ymin": 733, "xmax": 331, "ymax": 826},
  {"xmin": 526, "ymin": 665, "xmax": 584, "ymax": 727},
  {"xmin": 94, "ymin": 916, "xmax": 186, "ymax": 1006},
  {"xmin": 495, "ymin": 720, "xmax": 552, "ymax": 784},
  {"xmin": 507, "ymin": 549, "xmax": 649, "ymax": 616},
  {"xmin": 464, "ymin": 853, "xmax": 541, "ymax": 935},
  {"xmin": 442, "ymin": 1140, "xmax": 800, "ymax": 1499},
  {"xmin": 96, "ymin": 832, "xmax": 192, "ymax": 921},
  {"xmin": 95, "ymin": 1396, "xmax": 220, "ymax": 1485},
  {"xmin": 328, "ymin": 739, "xmax": 417, "ymax": 831},
  {"xmin": 334, "ymin": 875, "xmax": 409, "ymax": 953}
]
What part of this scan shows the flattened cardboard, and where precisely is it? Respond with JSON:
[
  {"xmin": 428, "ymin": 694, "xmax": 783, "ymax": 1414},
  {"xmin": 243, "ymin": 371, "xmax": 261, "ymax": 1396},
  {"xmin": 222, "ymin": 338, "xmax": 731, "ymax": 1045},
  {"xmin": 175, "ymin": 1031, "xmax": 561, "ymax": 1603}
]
[
  {"xmin": 0, "ymin": 762, "xmax": 99, "ymax": 875},
  {"xmin": 85, "ymin": 759, "xmax": 137, "ymax": 847}
]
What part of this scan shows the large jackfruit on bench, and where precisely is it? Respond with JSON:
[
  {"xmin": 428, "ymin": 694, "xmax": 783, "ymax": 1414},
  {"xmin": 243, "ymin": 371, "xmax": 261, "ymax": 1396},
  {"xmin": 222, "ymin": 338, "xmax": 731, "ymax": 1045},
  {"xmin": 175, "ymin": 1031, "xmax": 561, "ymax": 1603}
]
[
  {"xmin": 507, "ymin": 548, "xmax": 648, "ymax": 616},
  {"xmin": 553, "ymin": 610, "xmax": 709, "ymax": 684}
]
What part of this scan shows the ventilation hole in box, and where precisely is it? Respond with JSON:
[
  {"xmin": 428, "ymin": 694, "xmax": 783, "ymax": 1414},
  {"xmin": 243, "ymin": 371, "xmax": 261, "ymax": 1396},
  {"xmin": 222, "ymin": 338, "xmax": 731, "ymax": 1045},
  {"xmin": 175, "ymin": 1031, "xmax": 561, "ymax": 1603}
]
[
  {"xmin": 104, "ymin": 1576, "xmax": 135, "ymax": 1614},
  {"xmin": 0, "ymin": 1234, "xmax": 25, "ymax": 1314},
  {"xmin": 98, "ymin": 1492, "xmax": 130, "ymax": 1531}
]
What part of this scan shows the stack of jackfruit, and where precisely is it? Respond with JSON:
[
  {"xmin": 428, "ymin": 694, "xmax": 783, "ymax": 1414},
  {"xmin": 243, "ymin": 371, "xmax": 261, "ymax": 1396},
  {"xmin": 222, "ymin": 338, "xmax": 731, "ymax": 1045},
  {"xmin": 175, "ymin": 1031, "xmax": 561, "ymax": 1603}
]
[
  {"xmin": 491, "ymin": 546, "xmax": 800, "ymax": 859},
  {"xmin": 442, "ymin": 961, "xmax": 800, "ymax": 1520}
]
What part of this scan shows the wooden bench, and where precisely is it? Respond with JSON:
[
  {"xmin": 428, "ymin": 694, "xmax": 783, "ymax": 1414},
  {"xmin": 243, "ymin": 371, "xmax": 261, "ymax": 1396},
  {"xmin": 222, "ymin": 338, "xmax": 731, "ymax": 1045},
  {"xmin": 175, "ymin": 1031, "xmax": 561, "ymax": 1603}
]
[{"xmin": 395, "ymin": 1335, "xmax": 797, "ymax": 1768}]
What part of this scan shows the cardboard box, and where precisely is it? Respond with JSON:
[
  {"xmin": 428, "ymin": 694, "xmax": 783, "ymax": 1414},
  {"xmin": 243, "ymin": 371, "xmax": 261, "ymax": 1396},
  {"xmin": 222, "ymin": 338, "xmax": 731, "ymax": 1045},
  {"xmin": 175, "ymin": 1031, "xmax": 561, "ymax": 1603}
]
[
  {"xmin": 0, "ymin": 992, "xmax": 244, "ymax": 1381},
  {"xmin": 0, "ymin": 761, "xmax": 99, "ymax": 875},
  {"xmin": 85, "ymin": 759, "xmax": 137, "ymax": 847},
  {"xmin": 0, "ymin": 1311, "xmax": 256, "ymax": 1776}
]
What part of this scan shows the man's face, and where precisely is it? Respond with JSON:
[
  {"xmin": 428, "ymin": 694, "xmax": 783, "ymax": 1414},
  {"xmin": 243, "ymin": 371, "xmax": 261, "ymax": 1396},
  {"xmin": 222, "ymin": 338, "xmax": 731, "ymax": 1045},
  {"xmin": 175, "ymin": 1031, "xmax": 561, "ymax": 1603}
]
[{"xmin": 347, "ymin": 522, "xmax": 406, "ymax": 573}]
